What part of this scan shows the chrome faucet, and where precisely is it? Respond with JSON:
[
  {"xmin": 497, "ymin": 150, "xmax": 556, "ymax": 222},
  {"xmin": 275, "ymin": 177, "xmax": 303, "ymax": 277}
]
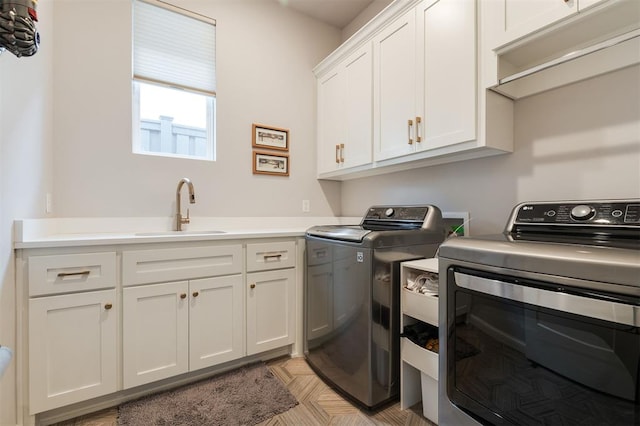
[{"xmin": 175, "ymin": 178, "xmax": 196, "ymax": 231}]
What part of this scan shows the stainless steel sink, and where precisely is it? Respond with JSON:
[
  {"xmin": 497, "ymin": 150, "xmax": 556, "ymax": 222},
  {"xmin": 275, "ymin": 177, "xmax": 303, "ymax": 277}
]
[{"xmin": 135, "ymin": 230, "xmax": 226, "ymax": 237}]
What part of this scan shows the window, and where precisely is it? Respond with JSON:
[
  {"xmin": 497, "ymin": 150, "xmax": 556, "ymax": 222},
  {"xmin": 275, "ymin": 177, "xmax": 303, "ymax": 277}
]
[{"xmin": 132, "ymin": 0, "xmax": 216, "ymax": 161}]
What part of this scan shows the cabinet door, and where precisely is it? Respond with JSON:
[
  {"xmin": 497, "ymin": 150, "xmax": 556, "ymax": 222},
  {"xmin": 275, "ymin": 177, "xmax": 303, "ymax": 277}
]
[
  {"xmin": 317, "ymin": 67, "xmax": 346, "ymax": 174},
  {"xmin": 246, "ymin": 269, "xmax": 296, "ymax": 355},
  {"xmin": 317, "ymin": 45, "xmax": 373, "ymax": 175},
  {"xmin": 500, "ymin": 0, "xmax": 577, "ymax": 46},
  {"xmin": 123, "ymin": 281, "xmax": 189, "ymax": 389},
  {"xmin": 343, "ymin": 44, "xmax": 373, "ymax": 169},
  {"xmin": 373, "ymin": 7, "xmax": 417, "ymax": 161},
  {"xmin": 416, "ymin": 0, "xmax": 476, "ymax": 151},
  {"xmin": 189, "ymin": 275, "xmax": 244, "ymax": 370},
  {"xmin": 29, "ymin": 289, "xmax": 117, "ymax": 413}
]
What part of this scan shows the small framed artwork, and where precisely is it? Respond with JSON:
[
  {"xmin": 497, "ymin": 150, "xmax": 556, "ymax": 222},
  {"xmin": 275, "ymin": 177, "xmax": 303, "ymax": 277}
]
[
  {"xmin": 253, "ymin": 151, "xmax": 290, "ymax": 177},
  {"xmin": 252, "ymin": 124, "xmax": 289, "ymax": 151}
]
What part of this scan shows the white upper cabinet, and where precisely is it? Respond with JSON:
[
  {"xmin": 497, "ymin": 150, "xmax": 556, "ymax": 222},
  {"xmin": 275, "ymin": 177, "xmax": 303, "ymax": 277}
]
[
  {"xmin": 372, "ymin": 7, "xmax": 417, "ymax": 161},
  {"xmin": 317, "ymin": 44, "xmax": 373, "ymax": 174},
  {"xmin": 415, "ymin": 0, "xmax": 476, "ymax": 152},
  {"xmin": 488, "ymin": 0, "xmax": 610, "ymax": 49},
  {"xmin": 485, "ymin": 0, "xmax": 639, "ymax": 99},
  {"xmin": 497, "ymin": 0, "xmax": 578, "ymax": 47},
  {"xmin": 314, "ymin": 0, "xmax": 513, "ymax": 181},
  {"xmin": 372, "ymin": 0, "xmax": 476, "ymax": 161}
]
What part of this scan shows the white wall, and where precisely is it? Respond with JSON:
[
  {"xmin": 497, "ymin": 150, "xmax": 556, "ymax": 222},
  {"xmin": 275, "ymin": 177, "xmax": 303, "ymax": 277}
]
[
  {"xmin": 341, "ymin": 65, "xmax": 640, "ymax": 235},
  {"xmin": 51, "ymin": 0, "xmax": 342, "ymax": 219},
  {"xmin": 0, "ymin": 1, "xmax": 54, "ymax": 423}
]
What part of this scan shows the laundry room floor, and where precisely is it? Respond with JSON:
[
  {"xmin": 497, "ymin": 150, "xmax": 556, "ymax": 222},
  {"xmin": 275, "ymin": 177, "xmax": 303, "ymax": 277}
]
[{"xmin": 52, "ymin": 357, "xmax": 435, "ymax": 425}]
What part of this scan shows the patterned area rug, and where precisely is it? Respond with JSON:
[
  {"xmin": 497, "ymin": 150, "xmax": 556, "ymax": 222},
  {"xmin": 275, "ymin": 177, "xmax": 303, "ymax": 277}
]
[{"xmin": 118, "ymin": 361, "xmax": 298, "ymax": 425}]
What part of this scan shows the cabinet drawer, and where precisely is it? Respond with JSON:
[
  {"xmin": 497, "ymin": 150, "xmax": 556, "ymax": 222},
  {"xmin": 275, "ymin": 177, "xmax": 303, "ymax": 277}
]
[
  {"xmin": 402, "ymin": 288, "xmax": 438, "ymax": 326},
  {"xmin": 28, "ymin": 252, "xmax": 116, "ymax": 297},
  {"xmin": 122, "ymin": 245, "xmax": 242, "ymax": 286},
  {"xmin": 246, "ymin": 241, "xmax": 296, "ymax": 272},
  {"xmin": 402, "ymin": 337, "xmax": 438, "ymax": 380}
]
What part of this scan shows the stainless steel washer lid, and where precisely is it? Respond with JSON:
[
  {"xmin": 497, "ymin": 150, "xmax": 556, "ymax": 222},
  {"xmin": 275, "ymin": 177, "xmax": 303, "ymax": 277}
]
[
  {"xmin": 438, "ymin": 234, "xmax": 640, "ymax": 289},
  {"xmin": 305, "ymin": 225, "xmax": 371, "ymax": 242}
]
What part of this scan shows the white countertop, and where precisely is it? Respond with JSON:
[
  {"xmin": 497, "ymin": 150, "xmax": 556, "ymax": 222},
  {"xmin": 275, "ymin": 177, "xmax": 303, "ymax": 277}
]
[{"xmin": 14, "ymin": 216, "xmax": 361, "ymax": 249}]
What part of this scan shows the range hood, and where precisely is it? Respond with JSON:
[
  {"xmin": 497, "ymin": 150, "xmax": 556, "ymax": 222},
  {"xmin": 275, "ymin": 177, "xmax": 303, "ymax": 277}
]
[{"xmin": 490, "ymin": 0, "xmax": 640, "ymax": 99}]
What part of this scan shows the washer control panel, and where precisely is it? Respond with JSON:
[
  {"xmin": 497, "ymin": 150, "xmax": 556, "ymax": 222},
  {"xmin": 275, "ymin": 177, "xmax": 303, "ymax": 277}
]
[
  {"xmin": 365, "ymin": 206, "xmax": 430, "ymax": 222},
  {"xmin": 514, "ymin": 201, "xmax": 640, "ymax": 226}
]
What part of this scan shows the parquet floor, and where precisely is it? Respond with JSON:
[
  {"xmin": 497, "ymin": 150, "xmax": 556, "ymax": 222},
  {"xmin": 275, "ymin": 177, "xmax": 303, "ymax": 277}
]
[{"xmin": 51, "ymin": 357, "xmax": 436, "ymax": 426}]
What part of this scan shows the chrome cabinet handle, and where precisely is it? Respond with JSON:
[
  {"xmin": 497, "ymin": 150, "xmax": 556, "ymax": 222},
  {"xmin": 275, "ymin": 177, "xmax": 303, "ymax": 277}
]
[
  {"xmin": 407, "ymin": 119, "xmax": 414, "ymax": 145},
  {"xmin": 415, "ymin": 116, "xmax": 422, "ymax": 143}
]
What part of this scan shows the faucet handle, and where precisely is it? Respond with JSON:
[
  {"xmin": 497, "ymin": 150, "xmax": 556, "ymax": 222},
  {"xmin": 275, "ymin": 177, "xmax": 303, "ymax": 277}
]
[{"xmin": 184, "ymin": 208, "xmax": 191, "ymax": 224}]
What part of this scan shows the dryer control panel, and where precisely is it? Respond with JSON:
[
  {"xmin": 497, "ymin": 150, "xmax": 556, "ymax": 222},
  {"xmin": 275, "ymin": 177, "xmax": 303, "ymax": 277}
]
[{"xmin": 510, "ymin": 200, "xmax": 640, "ymax": 227}]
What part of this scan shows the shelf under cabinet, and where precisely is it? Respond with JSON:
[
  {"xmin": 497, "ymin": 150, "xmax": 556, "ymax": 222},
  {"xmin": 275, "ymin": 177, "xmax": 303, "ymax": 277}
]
[{"xmin": 400, "ymin": 258, "xmax": 440, "ymax": 423}]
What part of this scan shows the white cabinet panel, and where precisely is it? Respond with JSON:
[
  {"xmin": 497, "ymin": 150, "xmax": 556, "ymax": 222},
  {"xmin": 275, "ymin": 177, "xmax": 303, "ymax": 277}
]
[
  {"xmin": 343, "ymin": 45, "xmax": 373, "ymax": 169},
  {"xmin": 246, "ymin": 241, "xmax": 296, "ymax": 272},
  {"xmin": 122, "ymin": 245, "xmax": 242, "ymax": 286},
  {"xmin": 317, "ymin": 68, "xmax": 345, "ymax": 174},
  {"xmin": 123, "ymin": 281, "xmax": 189, "ymax": 389},
  {"xmin": 29, "ymin": 289, "xmax": 117, "ymax": 413},
  {"xmin": 317, "ymin": 44, "xmax": 373, "ymax": 174},
  {"xmin": 28, "ymin": 252, "xmax": 116, "ymax": 296},
  {"xmin": 246, "ymin": 268, "xmax": 296, "ymax": 355},
  {"xmin": 189, "ymin": 275, "xmax": 244, "ymax": 370},
  {"xmin": 502, "ymin": 0, "xmax": 577, "ymax": 45},
  {"xmin": 416, "ymin": 0, "xmax": 476, "ymax": 150},
  {"xmin": 373, "ymin": 7, "xmax": 417, "ymax": 161}
]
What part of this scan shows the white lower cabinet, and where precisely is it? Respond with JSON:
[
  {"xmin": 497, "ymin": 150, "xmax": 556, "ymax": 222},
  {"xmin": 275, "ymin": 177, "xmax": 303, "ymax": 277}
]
[
  {"xmin": 19, "ymin": 239, "xmax": 298, "ymax": 419},
  {"xmin": 123, "ymin": 281, "xmax": 190, "ymax": 389},
  {"xmin": 29, "ymin": 289, "xmax": 118, "ymax": 414},
  {"xmin": 123, "ymin": 275, "xmax": 244, "ymax": 389},
  {"xmin": 189, "ymin": 275, "xmax": 244, "ymax": 370},
  {"xmin": 246, "ymin": 268, "xmax": 296, "ymax": 355}
]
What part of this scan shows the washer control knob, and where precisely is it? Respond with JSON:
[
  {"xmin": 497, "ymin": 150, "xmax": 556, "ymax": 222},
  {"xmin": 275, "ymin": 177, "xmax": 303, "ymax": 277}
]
[
  {"xmin": 571, "ymin": 205, "xmax": 596, "ymax": 221},
  {"xmin": 385, "ymin": 208, "xmax": 395, "ymax": 217}
]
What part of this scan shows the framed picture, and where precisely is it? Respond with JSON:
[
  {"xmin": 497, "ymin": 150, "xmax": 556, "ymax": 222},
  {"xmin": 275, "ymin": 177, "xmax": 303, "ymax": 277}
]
[
  {"xmin": 253, "ymin": 151, "xmax": 290, "ymax": 176},
  {"xmin": 252, "ymin": 124, "xmax": 289, "ymax": 151}
]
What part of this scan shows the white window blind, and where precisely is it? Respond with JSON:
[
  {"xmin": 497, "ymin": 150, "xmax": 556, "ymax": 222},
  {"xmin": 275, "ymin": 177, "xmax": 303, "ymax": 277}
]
[{"xmin": 133, "ymin": 0, "xmax": 216, "ymax": 96}]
